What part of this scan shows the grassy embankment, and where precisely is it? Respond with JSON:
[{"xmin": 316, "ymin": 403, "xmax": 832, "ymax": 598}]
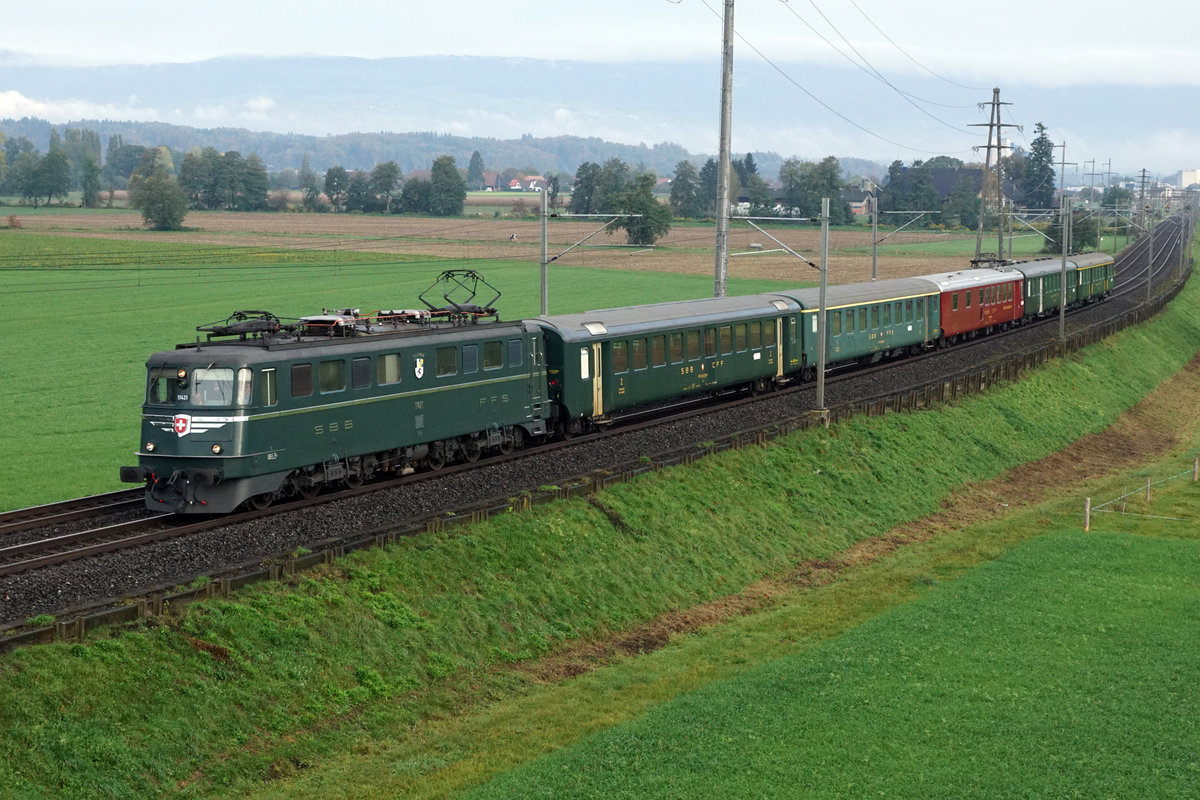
[
  {"xmin": 0, "ymin": 237, "xmax": 1196, "ymax": 796},
  {"xmin": 0, "ymin": 231, "xmax": 789, "ymax": 510}
]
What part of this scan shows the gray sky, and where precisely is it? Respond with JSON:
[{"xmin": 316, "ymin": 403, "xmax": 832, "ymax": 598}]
[{"xmin": 3, "ymin": 0, "xmax": 1197, "ymax": 174}]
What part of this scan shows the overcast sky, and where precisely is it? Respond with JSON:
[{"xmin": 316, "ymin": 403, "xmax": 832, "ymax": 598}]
[{"xmin": 3, "ymin": 0, "xmax": 1197, "ymax": 174}]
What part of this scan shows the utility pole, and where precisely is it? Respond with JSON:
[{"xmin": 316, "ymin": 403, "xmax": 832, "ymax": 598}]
[
  {"xmin": 816, "ymin": 197, "xmax": 829, "ymax": 416},
  {"xmin": 1059, "ymin": 197, "xmax": 1071, "ymax": 341},
  {"xmin": 540, "ymin": 188, "xmax": 549, "ymax": 315},
  {"xmin": 713, "ymin": 0, "xmax": 734, "ymax": 298},
  {"xmin": 969, "ymin": 89, "xmax": 1016, "ymax": 262}
]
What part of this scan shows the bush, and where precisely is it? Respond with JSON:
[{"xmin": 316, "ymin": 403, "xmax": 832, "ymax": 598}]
[{"xmin": 128, "ymin": 170, "xmax": 189, "ymax": 230}]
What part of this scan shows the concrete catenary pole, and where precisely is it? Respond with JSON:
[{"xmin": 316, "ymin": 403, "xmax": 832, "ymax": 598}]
[{"xmin": 713, "ymin": 0, "xmax": 735, "ymax": 298}]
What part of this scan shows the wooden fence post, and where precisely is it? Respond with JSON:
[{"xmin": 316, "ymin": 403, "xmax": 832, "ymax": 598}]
[
  {"xmin": 1084, "ymin": 497, "xmax": 1091, "ymax": 532},
  {"xmin": 1146, "ymin": 477, "xmax": 1152, "ymax": 503}
]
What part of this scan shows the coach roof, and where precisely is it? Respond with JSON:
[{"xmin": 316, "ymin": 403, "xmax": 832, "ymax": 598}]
[{"xmin": 533, "ymin": 294, "xmax": 801, "ymax": 340}]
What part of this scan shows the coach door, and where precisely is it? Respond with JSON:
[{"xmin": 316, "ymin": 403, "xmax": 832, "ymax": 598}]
[{"xmin": 591, "ymin": 342, "xmax": 604, "ymax": 417}]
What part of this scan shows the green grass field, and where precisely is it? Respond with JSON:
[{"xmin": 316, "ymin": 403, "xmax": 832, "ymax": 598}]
[{"xmin": 0, "ymin": 232, "xmax": 789, "ymax": 510}]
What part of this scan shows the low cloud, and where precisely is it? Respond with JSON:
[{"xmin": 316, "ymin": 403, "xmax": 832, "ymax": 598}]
[{"xmin": 0, "ymin": 89, "xmax": 161, "ymax": 123}]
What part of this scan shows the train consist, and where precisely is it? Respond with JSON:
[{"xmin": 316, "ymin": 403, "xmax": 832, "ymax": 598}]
[{"xmin": 121, "ymin": 254, "xmax": 1114, "ymax": 513}]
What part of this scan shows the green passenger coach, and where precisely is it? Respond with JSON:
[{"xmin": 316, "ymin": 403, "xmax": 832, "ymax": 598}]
[{"xmin": 533, "ymin": 294, "xmax": 801, "ymax": 434}]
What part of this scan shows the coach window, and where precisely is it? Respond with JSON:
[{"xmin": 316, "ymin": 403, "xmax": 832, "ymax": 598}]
[
  {"xmin": 789, "ymin": 317, "xmax": 797, "ymax": 344},
  {"xmin": 830, "ymin": 311, "xmax": 842, "ymax": 336},
  {"xmin": 883, "ymin": 304, "xmax": 892, "ymax": 325},
  {"xmin": 291, "ymin": 364, "xmax": 313, "ymax": 398},
  {"xmin": 750, "ymin": 321, "xmax": 762, "ymax": 349},
  {"xmin": 612, "ymin": 340, "xmax": 629, "ymax": 373},
  {"xmin": 651, "ymin": 335, "xmax": 666, "ymax": 367},
  {"xmin": 378, "ymin": 354, "xmax": 401, "ymax": 386},
  {"xmin": 351, "ymin": 358, "xmax": 371, "ymax": 389},
  {"xmin": 319, "ymin": 360, "xmax": 345, "ymax": 393},
  {"xmin": 765, "ymin": 321, "xmax": 776, "ymax": 346},
  {"xmin": 965, "ymin": 290, "xmax": 972, "ymax": 308},
  {"xmin": 871, "ymin": 306, "xmax": 880, "ymax": 328},
  {"xmin": 687, "ymin": 330, "xmax": 701, "ymax": 360},
  {"xmin": 952, "ymin": 293, "xmax": 959, "ymax": 311},
  {"xmin": 632, "ymin": 338, "xmax": 648, "ymax": 370},
  {"xmin": 436, "ymin": 346, "xmax": 457, "ymax": 377},
  {"xmin": 734, "ymin": 323, "xmax": 747, "ymax": 351},
  {"xmin": 705, "ymin": 328, "xmax": 717, "ymax": 358},
  {"xmin": 719, "ymin": 325, "xmax": 733, "ymax": 354},
  {"xmin": 670, "ymin": 333, "xmax": 684, "ymax": 363},
  {"xmin": 484, "ymin": 341, "xmax": 504, "ymax": 370},
  {"xmin": 462, "ymin": 345, "xmax": 479, "ymax": 374},
  {"xmin": 857, "ymin": 308, "xmax": 867, "ymax": 330},
  {"xmin": 906, "ymin": 300, "xmax": 914, "ymax": 322},
  {"xmin": 916, "ymin": 298, "xmax": 924, "ymax": 318},
  {"xmin": 507, "ymin": 339, "xmax": 523, "ymax": 368},
  {"xmin": 260, "ymin": 368, "xmax": 278, "ymax": 407},
  {"xmin": 844, "ymin": 309, "xmax": 854, "ymax": 333}
]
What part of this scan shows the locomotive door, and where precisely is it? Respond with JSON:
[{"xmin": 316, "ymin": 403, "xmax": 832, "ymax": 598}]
[{"xmin": 590, "ymin": 342, "xmax": 604, "ymax": 417}]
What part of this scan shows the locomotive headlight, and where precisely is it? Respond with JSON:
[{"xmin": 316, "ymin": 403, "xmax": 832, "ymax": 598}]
[
  {"xmin": 177, "ymin": 369, "xmax": 187, "ymax": 379},
  {"xmin": 145, "ymin": 442, "xmax": 156, "ymax": 452},
  {"xmin": 211, "ymin": 444, "xmax": 223, "ymax": 454}
]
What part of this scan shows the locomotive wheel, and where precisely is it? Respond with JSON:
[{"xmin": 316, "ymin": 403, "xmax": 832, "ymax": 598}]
[
  {"xmin": 425, "ymin": 446, "xmax": 447, "ymax": 471},
  {"xmin": 299, "ymin": 483, "xmax": 320, "ymax": 499},
  {"xmin": 344, "ymin": 472, "xmax": 364, "ymax": 489},
  {"xmin": 246, "ymin": 492, "xmax": 274, "ymax": 511},
  {"xmin": 462, "ymin": 438, "xmax": 482, "ymax": 463},
  {"xmin": 498, "ymin": 427, "xmax": 524, "ymax": 455}
]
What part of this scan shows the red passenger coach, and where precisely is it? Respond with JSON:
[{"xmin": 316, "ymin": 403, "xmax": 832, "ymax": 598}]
[{"xmin": 927, "ymin": 268, "xmax": 1024, "ymax": 343}]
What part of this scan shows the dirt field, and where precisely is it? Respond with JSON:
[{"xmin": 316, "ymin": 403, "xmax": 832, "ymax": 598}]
[{"xmin": 11, "ymin": 210, "xmax": 971, "ymax": 283}]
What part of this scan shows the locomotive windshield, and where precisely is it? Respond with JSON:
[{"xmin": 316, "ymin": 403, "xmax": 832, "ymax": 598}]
[{"xmin": 146, "ymin": 366, "xmax": 251, "ymax": 407}]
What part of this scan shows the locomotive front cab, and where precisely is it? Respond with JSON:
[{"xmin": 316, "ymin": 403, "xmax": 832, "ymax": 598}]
[{"xmin": 121, "ymin": 358, "xmax": 257, "ymax": 512}]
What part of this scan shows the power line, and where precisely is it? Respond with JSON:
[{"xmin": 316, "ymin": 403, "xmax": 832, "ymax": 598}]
[{"xmin": 845, "ymin": 0, "xmax": 989, "ymax": 92}]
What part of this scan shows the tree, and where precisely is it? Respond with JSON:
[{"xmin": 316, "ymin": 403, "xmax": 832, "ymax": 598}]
[
  {"xmin": 344, "ymin": 171, "xmax": 378, "ymax": 212},
  {"xmin": 466, "ymin": 150, "xmax": 486, "ymax": 190},
  {"xmin": 324, "ymin": 166, "xmax": 350, "ymax": 211},
  {"xmin": 80, "ymin": 154, "xmax": 101, "ymax": 207},
  {"xmin": 369, "ymin": 161, "xmax": 402, "ymax": 212},
  {"xmin": 10, "ymin": 152, "xmax": 40, "ymax": 205},
  {"xmin": 618, "ymin": 173, "xmax": 672, "ymax": 245},
  {"xmin": 698, "ymin": 158, "xmax": 718, "ymax": 217},
  {"xmin": 129, "ymin": 169, "xmax": 189, "ymax": 230},
  {"xmin": 546, "ymin": 173, "xmax": 562, "ymax": 209},
  {"xmin": 239, "ymin": 154, "xmax": 270, "ymax": 210},
  {"xmin": 298, "ymin": 155, "xmax": 322, "ymax": 211},
  {"xmin": 396, "ymin": 178, "xmax": 432, "ymax": 213},
  {"xmin": 1020, "ymin": 123, "xmax": 1056, "ymax": 210},
  {"xmin": 594, "ymin": 158, "xmax": 631, "ymax": 213},
  {"xmin": 1101, "ymin": 185, "xmax": 1133, "ymax": 210},
  {"xmin": 429, "ymin": 155, "xmax": 466, "ymax": 216},
  {"xmin": 943, "ymin": 175, "xmax": 979, "ymax": 230},
  {"xmin": 669, "ymin": 160, "xmax": 702, "ymax": 218},
  {"xmin": 34, "ymin": 150, "xmax": 71, "ymax": 206},
  {"xmin": 568, "ymin": 162, "xmax": 600, "ymax": 214}
]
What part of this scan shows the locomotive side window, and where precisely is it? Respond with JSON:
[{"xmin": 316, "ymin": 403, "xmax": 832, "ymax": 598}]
[
  {"xmin": 462, "ymin": 345, "xmax": 479, "ymax": 374},
  {"xmin": 669, "ymin": 333, "xmax": 683, "ymax": 363},
  {"xmin": 194, "ymin": 367, "xmax": 236, "ymax": 406},
  {"xmin": 292, "ymin": 364, "xmax": 313, "ymax": 397},
  {"xmin": 319, "ymin": 360, "xmax": 345, "ymax": 393},
  {"xmin": 612, "ymin": 341, "xmax": 629, "ymax": 373},
  {"xmin": 483, "ymin": 341, "xmax": 503, "ymax": 370},
  {"xmin": 261, "ymin": 368, "xmax": 278, "ymax": 407},
  {"xmin": 377, "ymin": 354, "xmax": 402, "ymax": 386},
  {"xmin": 436, "ymin": 346, "xmax": 457, "ymax": 377},
  {"xmin": 236, "ymin": 368, "xmax": 252, "ymax": 406},
  {"xmin": 147, "ymin": 368, "xmax": 178, "ymax": 405},
  {"xmin": 632, "ymin": 338, "xmax": 647, "ymax": 370},
  {"xmin": 686, "ymin": 331, "xmax": 700, "ymax": 360},
  {"xmin": 507, "ymin": 339, "xmax": 523, "ymax": 368},
  {"xmin": 651, "ymin": 336, "xmax": 666, "ymax": 367},
  {"xmin": 352, "ymin": 358, "xmax": 371, "ymax": 389}
]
